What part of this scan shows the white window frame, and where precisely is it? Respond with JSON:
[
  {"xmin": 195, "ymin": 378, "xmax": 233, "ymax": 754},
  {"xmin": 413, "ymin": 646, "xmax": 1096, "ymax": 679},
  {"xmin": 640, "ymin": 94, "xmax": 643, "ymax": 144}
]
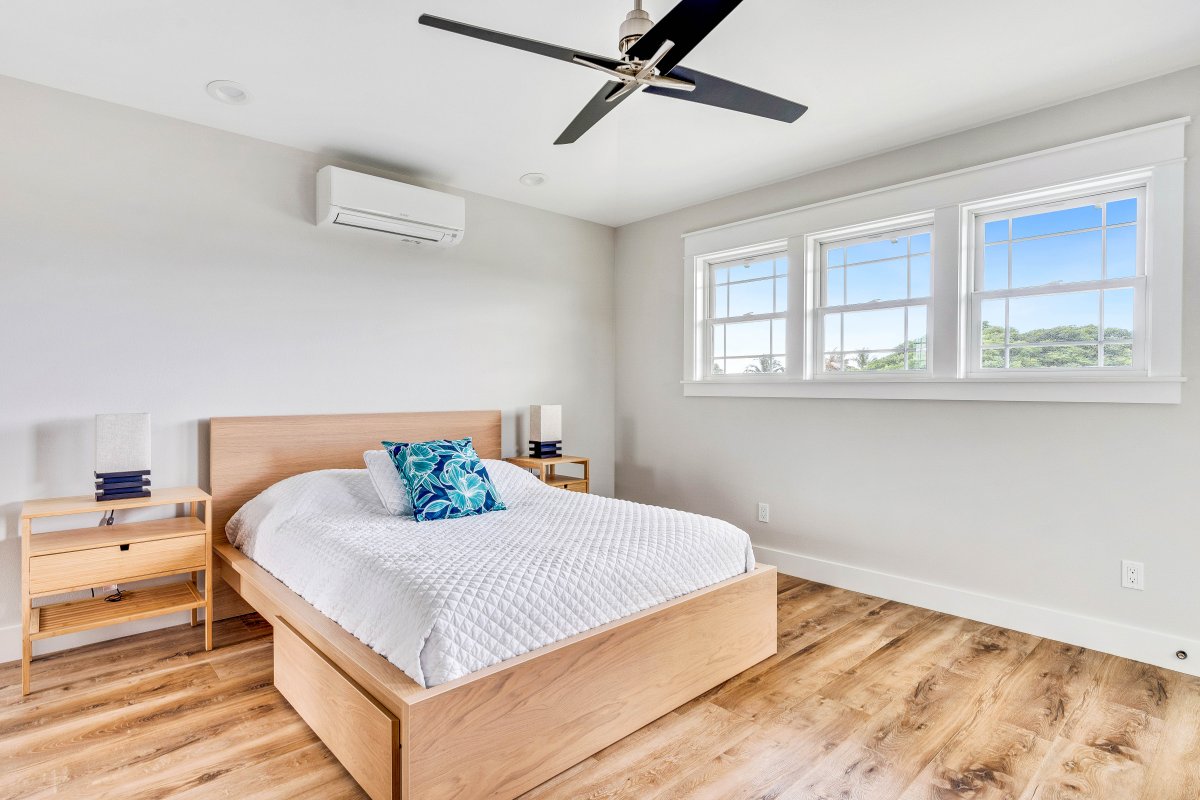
[
  {"xmin": 703, "ymin": 247, "xmax": 788, "ymax": 379},
  {"xmin": 812, "ymin": 216, "xmax": 935, "ymax": 379},
  {"xmin": 689, "ymin": 241, "xmax": 789, "ymax": 382},
  {"xmin": 680, "ymin": 117, "xmax": 1187, "ymax": 403},
  {"xmin": 964, "ymin": 181, "xmax": 1147, "ymax": 377}
]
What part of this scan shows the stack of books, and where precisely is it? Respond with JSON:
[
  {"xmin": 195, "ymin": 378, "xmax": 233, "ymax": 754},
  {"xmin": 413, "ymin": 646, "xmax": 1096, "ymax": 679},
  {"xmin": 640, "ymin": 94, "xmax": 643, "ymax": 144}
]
[{"xmin": 95, "ymin": 470, "xmax": 151, "ymax": 501}]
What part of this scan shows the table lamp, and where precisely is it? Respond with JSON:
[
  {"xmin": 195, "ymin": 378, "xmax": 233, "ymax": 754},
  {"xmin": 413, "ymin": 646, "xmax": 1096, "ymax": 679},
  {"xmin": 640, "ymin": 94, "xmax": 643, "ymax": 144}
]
[
  {"xmin": 528, "ymin": 405, "xmax": 562, "ymax": 459},
  {"xmin": 95, "ymin": 412, "xmax": 152, "ymax": 500}
]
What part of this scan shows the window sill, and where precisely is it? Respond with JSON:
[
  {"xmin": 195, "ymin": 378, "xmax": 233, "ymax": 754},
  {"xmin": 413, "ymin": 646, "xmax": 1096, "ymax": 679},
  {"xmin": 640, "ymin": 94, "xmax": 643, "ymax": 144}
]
[{"xmin": 682, "ymin": 376, "xmax": 1184, "ymax": 403}]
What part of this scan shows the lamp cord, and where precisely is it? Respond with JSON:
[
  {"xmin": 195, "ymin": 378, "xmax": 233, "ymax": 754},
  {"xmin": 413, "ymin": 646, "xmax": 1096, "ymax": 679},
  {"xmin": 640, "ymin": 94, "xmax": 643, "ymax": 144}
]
[{"xmin": 96, "ymin": 510, "xmax": 122, "ymax": 600}]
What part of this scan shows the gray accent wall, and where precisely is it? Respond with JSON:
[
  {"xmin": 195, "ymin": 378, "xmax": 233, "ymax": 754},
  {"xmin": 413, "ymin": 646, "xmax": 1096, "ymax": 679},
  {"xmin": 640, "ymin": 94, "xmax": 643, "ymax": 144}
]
[
  {"xmin": 0, "ymin": 75, "xmax": 615, "ymax": 657},
  {"xmin": 614, "ymin": 67, "xmax": 1200, "ymax": 650}
]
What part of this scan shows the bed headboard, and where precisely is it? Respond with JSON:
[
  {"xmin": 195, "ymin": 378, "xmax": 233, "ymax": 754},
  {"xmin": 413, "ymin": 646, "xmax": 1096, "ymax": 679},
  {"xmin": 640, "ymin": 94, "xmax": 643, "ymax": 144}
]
[{"xmin": 209, "ymin": 410, "xmax": 502, "ymax": 542}]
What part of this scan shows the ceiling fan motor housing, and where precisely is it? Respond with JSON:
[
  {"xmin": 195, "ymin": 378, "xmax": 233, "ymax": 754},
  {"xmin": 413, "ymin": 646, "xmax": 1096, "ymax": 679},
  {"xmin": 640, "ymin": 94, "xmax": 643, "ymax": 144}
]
[{"xmin": 618, "ymin": 7, "xmax": 654, "ymax": 54}]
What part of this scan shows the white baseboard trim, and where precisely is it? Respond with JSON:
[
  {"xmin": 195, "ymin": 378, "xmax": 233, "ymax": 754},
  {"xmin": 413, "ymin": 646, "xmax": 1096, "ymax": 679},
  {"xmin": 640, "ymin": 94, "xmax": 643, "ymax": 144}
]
[
  {"xmin": 0, "ymin": 611, "xmax": 194, "ymax": 666},
  {"xmin": 756, "ymin": 544, "xmax": 1200, "ymax": 678}
]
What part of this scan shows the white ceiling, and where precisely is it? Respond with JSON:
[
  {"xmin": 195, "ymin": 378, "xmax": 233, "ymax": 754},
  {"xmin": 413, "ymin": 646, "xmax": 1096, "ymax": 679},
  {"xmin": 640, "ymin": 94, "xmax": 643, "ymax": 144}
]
[{"xmin": 3, "ymin": 1, "xmax": 1199, "ymax": 226}]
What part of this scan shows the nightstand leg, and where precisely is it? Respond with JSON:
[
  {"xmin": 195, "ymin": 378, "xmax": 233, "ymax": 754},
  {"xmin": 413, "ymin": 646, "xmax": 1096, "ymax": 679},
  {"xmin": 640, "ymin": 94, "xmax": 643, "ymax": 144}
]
[
  {"xmin": 203, "ymin": 501, "xmax": 213, "ymax": 651},
  {"xmin": 21, "ymin": 635, "xmax": 31, "ymax": 696},
  {"xmin": 190, "ymin": 572, "xmax": 199, "ymax": 627},
  {"xmin": 204, "ymin": 570, "xmax": 213, "ymax": 651},
  {"xmin": 21, "ymin": 516, "xmax": 31, "ymax": 695}
]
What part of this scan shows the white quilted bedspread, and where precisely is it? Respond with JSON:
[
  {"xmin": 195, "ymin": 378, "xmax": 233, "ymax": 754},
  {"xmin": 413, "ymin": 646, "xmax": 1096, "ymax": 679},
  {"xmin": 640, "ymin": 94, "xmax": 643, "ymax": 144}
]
[{"xmin": 228, "ymin": 460, "xmax": 755, "ymax": 688}]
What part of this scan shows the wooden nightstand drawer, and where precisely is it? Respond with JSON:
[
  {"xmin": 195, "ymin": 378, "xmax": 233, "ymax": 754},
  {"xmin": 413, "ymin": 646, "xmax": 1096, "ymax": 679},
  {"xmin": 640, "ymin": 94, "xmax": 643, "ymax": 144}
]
[{"xmin": 28, "ymin": 534, "xmax": 206, "ymax": 595}]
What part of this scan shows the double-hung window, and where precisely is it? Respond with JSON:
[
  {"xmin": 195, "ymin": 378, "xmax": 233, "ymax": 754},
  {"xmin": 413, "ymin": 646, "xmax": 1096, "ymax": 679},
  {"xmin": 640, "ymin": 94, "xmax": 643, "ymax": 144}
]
[
  {"xmin": 706, "ymin": 250, "xmax": 788, "ymax": 377},
  {"xmin": 817, "ymin": 223, "xmax": 932, "ymax": 374},
  {"xmin": 683, "ymin": 118, "xmax": 1185, "ymax": 402},
  {"xmin": 970, "ymin": 188, "xmax": 1145, "ymax": 373}
]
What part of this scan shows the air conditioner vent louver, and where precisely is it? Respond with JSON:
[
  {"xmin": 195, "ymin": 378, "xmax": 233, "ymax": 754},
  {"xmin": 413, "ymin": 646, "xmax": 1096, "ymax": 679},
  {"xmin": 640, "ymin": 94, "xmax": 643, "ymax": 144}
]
[
  {"xmin": 332, "ymin": 212, "xmax": 445, "ymax": 243},
  {"xmin": 316, "ymin": 166, "xmax": 465, "ymax": 247}
]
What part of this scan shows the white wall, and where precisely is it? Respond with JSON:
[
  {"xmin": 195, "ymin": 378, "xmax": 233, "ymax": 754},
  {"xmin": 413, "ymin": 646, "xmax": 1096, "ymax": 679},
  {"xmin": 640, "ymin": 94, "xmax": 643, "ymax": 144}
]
[
  {"xmin": 0, "ymin": 75, "xmax": 615, "ymax": 659},
  {"xmin": 614, "ymin": 67, "xmax": 1200, "ymax": 673}
]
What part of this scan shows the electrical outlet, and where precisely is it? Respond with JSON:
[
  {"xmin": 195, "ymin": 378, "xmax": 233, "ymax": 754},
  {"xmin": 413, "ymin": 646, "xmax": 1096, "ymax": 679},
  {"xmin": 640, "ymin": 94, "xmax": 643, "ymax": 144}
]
[
  {"xmin": 1122, "ymin": 560, "xmax": 1144, "ymax": 590},
  {"xmin": 757, "ymin": 502, "xmax": 770, "ymax": 523}
]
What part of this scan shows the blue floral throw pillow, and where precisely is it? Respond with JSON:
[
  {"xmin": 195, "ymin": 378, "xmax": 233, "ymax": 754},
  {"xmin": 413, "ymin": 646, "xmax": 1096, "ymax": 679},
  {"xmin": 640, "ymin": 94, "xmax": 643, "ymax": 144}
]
[{"xmin": 381, "ymin": 437, "xmax": 506, "ymax": 522}]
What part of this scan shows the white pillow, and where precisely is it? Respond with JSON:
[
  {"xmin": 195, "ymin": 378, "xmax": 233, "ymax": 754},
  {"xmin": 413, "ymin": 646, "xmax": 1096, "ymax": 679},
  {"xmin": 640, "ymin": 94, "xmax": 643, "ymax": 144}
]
[{"xmin": 363, "ymin": 450, "xmax": 413, "ymax": 516}]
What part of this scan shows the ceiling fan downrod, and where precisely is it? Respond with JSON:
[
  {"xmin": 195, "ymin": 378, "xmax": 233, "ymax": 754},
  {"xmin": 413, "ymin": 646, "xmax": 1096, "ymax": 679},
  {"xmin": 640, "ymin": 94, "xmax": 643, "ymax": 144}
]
[
  {"xmin": 568, "ymin": 2, "xmax": 692, "ymax": 100},
  {"xmin": 618, "ymin": 0, "xmax": 654, "ymax": 55}
]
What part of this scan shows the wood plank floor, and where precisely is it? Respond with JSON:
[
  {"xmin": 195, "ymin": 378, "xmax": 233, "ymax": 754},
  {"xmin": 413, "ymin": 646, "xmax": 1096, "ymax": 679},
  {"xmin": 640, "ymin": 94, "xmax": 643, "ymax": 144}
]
[{"xmin": 2, "ymin": 574, "xmax": 1197, "ymax": 799}]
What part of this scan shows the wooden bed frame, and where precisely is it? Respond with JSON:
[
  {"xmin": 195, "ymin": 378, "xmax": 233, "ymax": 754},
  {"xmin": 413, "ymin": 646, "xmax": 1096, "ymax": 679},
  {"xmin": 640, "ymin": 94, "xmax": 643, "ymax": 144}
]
[{"xmin": 209, "ymin": 411, "xmax": 777, "ymax": 800}]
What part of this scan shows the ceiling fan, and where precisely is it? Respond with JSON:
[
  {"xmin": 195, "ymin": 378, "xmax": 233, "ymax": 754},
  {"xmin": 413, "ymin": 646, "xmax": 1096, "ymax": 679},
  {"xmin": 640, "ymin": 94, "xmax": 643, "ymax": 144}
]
[{"xmin": 418, "ymin": 0, "xmax": 807, "ymax": 145}]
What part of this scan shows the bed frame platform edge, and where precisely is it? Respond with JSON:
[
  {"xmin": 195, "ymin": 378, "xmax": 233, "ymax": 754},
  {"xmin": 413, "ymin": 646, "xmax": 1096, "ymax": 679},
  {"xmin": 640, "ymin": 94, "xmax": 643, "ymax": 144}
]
[{"xmin": 209, "ymin": 410, "xmax": 778, "ymax": 800}]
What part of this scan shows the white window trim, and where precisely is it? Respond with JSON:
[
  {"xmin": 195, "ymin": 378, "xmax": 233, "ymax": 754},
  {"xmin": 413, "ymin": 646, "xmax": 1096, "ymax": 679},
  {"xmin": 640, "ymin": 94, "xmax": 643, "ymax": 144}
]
[
  {"xmin": 687, "ymin": 241, "xmax": 787, "ymax": 383},
  {"xmin": 681, "ymin": 117, "xmax": 1188, "ymax": 403}
]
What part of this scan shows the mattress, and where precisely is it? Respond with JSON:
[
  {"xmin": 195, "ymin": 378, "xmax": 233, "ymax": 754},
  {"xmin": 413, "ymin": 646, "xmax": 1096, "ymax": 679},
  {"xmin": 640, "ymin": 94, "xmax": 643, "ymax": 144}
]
[{"xmin": 227, "ymin": 459, "xmax": 756, "ymax": 687}]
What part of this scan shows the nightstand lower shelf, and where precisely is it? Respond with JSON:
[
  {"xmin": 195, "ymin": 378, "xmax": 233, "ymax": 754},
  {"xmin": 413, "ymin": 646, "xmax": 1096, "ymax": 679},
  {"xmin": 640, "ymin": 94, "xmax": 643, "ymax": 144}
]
[
  {"xmin": 545, "ymin": 474, "xmax": 589, "ymax": 491},
  {"xmin": 505, "ymin": 455, "xmax": 591, "ymax": 493},
  {"xmin": 30, "ymin": 581, "xmax": 205, "ymax": 640}
]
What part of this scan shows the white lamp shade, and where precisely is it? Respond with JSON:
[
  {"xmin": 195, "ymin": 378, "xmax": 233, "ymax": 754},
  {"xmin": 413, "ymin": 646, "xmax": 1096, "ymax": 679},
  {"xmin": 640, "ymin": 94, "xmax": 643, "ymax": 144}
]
[
  {"xmin": 529, "ymin": 405, "xmax": 562, "ymax": 442},
  {"xmin": 95, "ymin": 413, "xmax": 151, "ymax": 474}
]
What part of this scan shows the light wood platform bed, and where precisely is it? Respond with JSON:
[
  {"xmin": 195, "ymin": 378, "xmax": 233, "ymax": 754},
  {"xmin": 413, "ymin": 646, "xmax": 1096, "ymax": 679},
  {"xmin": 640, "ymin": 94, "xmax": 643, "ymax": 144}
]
[{"xmin": 209, "ymin": 410, "xmax": 777, "ymax": 800}]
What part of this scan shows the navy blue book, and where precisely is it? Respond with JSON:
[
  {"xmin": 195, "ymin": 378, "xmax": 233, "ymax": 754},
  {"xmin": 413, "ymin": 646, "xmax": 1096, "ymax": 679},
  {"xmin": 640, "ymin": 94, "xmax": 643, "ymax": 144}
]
[
  {"xmin": 95, "ymin": 477, "xmax": 151, "ymax": 491},
  {"xmin": 97, "ymin": 483, "xmax": 150, "ymax": 495},
  {"xmin": 96, "ymin": 489, "xmax": 151, "ymax": 501}
]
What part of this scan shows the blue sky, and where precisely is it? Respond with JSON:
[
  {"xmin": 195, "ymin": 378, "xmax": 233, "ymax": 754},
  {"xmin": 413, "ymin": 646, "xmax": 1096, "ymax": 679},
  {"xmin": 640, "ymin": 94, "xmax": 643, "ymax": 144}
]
[
  {"xmin": 821, "ymin": 231, "xmax": 930, "ymax": 358},
  {"xmin": 985, "ymin": 199, "xmax": 1137, "ymax": 289}
]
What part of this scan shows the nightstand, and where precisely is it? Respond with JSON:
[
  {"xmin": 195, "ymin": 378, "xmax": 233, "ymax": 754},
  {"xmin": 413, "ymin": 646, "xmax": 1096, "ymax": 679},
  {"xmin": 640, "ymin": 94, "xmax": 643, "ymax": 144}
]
[
  {"xmin": 505, "ymin": 455, "xmax": 590, "ymax": 493},
  {"xmin": 19, "ymin": 486, "xmax": 212, "ymax": 695}
]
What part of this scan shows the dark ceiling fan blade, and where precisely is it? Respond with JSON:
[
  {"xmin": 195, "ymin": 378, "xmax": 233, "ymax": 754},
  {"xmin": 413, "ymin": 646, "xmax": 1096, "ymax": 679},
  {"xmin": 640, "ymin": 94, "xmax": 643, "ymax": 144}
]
[
  {"xmin": 555, "ymin": 81, "xmax": 634, "ymax": 145},
  {"xmin": 624, "ymin": 0, "xmax": 745, "ymax": 74},
  {"xmin": 644, "ymin": 66, "xmax": 807, "ymax": 123},
  {"xmin": 418, "ymin": 14, "xmax": 626, "ymax": 71}
]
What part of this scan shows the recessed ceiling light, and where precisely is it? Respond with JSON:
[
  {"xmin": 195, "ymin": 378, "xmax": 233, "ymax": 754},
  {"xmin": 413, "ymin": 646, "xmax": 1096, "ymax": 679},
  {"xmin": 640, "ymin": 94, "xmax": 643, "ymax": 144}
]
[
  {"xmin": 519, "ymin": 172, "xmax": 547, "ymax": 187},
  {"xmin": 206, "ymin": 80, "xmax": 251, "ymax": 105}
]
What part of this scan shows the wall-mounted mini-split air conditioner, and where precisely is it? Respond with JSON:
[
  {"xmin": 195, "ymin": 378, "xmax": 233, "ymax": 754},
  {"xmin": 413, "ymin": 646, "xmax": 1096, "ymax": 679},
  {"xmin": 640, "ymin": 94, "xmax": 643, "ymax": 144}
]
[{"xmin": 316, "ymin": 165, "xmax": 465, "ymax": 247}]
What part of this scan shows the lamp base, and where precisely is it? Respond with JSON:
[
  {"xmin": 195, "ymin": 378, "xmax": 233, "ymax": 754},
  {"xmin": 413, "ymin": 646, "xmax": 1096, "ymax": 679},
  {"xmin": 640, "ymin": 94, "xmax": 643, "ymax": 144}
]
[
  {"xmin": 528, "ymin": 440, "xmax": 562, "ymax": 459},
  {"xmin": 95, "ymin": 470, "xmax": 152, "ymax": 501}
]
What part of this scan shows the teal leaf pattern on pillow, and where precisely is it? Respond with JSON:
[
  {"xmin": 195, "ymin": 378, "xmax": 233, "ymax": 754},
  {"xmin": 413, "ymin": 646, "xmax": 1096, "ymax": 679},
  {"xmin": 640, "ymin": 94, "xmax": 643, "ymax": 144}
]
[{"xmin": 382, "ymin": 437, "xmax": 506, "ymax": 522}]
